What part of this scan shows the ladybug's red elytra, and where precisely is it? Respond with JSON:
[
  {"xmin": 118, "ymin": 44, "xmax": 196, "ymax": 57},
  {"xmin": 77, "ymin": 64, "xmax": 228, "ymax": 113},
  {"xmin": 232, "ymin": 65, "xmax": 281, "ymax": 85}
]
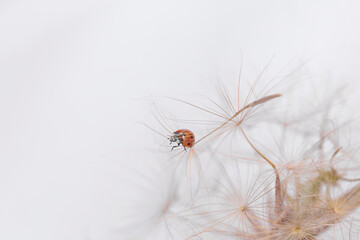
[{"xmin": 169, "ymin": 129, "xmax": 195, "ymax": 150}]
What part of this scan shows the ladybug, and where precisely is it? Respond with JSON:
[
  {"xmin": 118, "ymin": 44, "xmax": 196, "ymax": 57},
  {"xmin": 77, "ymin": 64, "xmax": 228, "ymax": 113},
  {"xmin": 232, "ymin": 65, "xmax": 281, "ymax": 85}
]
[{"xmin": 169, "ymin": 129, "xmax": 195, "ymax": 150}]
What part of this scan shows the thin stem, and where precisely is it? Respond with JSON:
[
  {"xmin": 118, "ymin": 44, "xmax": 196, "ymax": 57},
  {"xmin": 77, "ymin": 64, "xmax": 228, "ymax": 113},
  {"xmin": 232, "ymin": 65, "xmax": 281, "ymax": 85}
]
[
  {"xmin": 239, "ymin": 127, "xmax": 283, "ymax": 215},
  {"xmin": 340, "ymin": 177, "xmax": 360, "ymax": 182},
  {"xmin": 195, "ymin": 94, "xmax": 281, "ymax": 145}
]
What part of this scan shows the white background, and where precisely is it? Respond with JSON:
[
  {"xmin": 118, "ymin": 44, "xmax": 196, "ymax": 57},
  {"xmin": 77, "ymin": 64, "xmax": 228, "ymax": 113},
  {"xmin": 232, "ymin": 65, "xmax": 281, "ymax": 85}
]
[{"xmin": 1, "ymin": 0, "xmax": 360, "ymax": 239}]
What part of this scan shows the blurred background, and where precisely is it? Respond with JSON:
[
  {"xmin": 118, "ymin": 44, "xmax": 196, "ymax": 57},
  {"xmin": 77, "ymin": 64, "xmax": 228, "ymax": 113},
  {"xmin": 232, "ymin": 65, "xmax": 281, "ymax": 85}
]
[{"xmin": 0, "ymin": 0, "xmax": 360, "ymax": 239}]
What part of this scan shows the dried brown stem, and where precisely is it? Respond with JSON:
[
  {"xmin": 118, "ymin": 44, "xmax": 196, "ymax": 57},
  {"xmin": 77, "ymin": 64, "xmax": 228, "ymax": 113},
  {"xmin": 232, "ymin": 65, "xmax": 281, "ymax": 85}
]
[
  {"xmin": 239, "ymin": 127, "xmax": 284, "ymax": 215},
  {"xmin": 195, "ymin": 94, "xmax": 281, "ymax": 145}
]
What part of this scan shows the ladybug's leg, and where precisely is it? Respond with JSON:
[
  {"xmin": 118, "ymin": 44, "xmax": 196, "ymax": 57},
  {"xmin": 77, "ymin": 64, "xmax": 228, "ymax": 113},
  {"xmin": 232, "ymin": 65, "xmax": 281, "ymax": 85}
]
[{"xmin": 171, "ymin": 142, "xmax": 181, "ymax": 151}]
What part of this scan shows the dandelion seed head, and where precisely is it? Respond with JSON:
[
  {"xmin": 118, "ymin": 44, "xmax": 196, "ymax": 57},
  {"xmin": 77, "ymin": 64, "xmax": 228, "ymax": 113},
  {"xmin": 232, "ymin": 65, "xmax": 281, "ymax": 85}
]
[{"xmin": 140, "ymin": 61, "xmax": 360, "ymax": 239}]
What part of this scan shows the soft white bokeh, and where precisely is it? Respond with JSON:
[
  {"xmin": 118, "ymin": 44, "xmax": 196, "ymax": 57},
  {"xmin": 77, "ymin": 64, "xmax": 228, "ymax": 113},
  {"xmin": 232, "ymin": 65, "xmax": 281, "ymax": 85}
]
[{"xmin": 0, "ymin": 0, "xmax": 360, "ymax": 239}]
